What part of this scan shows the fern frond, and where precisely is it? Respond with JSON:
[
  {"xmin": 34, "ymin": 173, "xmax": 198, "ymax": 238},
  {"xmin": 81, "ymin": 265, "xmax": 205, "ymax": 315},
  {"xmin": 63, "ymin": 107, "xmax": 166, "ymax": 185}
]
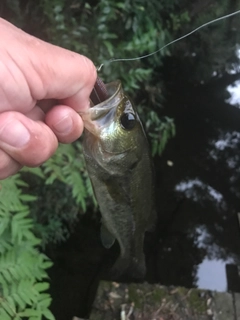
[
  {"xmin": 42, "ymin": 142, "xmax": 96, "ymax": 211},
  {"xmin": 0, "ymin": 213, "xmax": 10, "ymax": 237},
  {"xmin": 146, "ymin": 113, "xmax": 176, "ymax": 156},
  {"xmin": 0, "ymin": 175, "xmax": 55, "ymax": 320}
]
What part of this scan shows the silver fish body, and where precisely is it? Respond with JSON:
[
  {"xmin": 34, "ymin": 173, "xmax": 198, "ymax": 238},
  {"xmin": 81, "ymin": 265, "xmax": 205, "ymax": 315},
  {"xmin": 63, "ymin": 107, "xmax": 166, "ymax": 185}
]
[{"xmin": 82, "ymin": 81, "xmax": 155, "ymax": 278}]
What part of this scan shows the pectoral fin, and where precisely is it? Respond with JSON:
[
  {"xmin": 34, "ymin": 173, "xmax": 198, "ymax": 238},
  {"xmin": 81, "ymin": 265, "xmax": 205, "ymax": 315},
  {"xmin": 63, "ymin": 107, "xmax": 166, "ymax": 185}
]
[{"xmin": 100, "ymin": 224, "xmax": 116, "ymax": 249}]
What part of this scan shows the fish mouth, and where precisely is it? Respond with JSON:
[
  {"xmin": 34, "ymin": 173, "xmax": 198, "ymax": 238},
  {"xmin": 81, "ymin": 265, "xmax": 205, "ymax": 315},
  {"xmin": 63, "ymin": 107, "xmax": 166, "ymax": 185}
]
[
  {"xmin": 80, "ymin": 104, "xmax": 119, "ymax": 136},
  {"xmin": 79, "ymin": 81, "xmax": 123, "ymax": 135}
]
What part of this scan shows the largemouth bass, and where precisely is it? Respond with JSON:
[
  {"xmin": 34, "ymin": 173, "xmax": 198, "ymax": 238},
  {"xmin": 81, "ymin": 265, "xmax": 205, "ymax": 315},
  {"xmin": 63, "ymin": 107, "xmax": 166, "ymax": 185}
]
[{"xmin": 82, "ymin": 80, "xmax": 155, "ymax": 278}]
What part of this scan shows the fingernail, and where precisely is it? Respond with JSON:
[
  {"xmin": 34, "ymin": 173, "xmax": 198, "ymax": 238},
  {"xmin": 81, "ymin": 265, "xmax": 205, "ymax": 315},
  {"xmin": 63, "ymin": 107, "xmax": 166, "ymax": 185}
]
[
  {"xmin": 0, "ymin": 120, "xmax": 30, "ymax": 148},
  {"xmin": 53, "ymin": 115, "xmax": 73, "ymax": 134}
]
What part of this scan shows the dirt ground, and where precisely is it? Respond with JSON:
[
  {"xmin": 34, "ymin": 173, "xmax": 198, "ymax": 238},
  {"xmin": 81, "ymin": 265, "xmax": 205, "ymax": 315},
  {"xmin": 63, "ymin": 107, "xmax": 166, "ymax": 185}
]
[{"xmin": 87, "ymin": 281, "xmax": 239, "ymax": 320}]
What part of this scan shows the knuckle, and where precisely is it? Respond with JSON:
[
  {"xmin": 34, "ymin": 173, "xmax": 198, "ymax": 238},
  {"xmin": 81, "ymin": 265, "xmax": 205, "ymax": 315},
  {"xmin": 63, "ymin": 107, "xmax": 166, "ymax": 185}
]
[
  {"xmin": 80, "ymin": 55, "xmax": 97, "ymax": 86},
  {"xmin": 85, "ymin": 55, "xmax": 97, "ymax": 74}
]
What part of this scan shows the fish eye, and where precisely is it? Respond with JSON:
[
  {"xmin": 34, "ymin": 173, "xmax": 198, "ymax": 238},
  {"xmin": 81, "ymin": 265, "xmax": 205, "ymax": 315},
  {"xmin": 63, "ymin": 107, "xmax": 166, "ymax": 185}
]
[{"xmin": 120, "ymin": 112, "xmax": 136, "ymax": 130}]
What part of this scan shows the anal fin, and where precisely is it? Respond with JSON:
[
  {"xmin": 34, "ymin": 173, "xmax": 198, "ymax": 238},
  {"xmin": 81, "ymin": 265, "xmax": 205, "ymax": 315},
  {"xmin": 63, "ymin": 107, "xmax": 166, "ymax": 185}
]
[{"xmin": 100, "ymin": 224, "xmax": 116, "ymax": 249}]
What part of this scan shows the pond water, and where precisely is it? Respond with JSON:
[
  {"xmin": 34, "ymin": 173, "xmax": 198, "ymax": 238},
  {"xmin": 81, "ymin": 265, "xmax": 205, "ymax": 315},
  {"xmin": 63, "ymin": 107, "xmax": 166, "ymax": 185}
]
[
  {"xmin": 47, "ymin": 47, "xmax": 240, "ymax": 320},
  {"xmin": 151, "ymin": 53, "xmax": 240, "ymax": 293}
]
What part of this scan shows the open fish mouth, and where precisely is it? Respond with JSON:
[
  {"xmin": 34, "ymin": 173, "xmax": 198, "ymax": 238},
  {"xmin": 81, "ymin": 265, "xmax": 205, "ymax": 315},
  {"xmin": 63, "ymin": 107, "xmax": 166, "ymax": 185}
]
[
  {"xmin": 80, "ymin": 99, "xmax": 121, "ymax": 136},
  {"xmin": 80, "ymin": 80, "xmax": 123, "ymax": 134}
]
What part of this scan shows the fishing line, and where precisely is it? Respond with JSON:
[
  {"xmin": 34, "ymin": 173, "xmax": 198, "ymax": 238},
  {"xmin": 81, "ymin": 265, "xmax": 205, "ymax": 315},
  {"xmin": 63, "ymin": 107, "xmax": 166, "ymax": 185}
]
[{"xmin": 99, "ymin": 9, "xmax": 240, "ymax": 68}]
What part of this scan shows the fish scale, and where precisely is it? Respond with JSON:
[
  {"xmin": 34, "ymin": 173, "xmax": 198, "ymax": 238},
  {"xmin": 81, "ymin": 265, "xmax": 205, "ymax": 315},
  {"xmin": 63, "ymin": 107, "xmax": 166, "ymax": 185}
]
[{"xmin": 82, "ymin": 79, "xmax": 155, "ymax": 278}]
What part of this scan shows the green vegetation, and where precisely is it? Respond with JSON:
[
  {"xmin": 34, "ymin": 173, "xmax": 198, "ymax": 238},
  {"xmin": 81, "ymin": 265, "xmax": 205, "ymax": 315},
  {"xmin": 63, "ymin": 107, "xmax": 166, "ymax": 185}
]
[
  {"xmin": 0, "ymin": 0, "xmax": 239, "ymax": 318},
  {"xmin": 151, "ymin": 287, "xmax": 168, "ymax": 303},
  {"xmin": 187, "ymin": 289, "xmax": 207, "ymax": 313},
  {"xmin": 22, "ymin": 142, "xmax": 97, "ymax": 248},
  {"xmin": 0, "ymin": 175, "xmax": 54, "ymax": 320}
]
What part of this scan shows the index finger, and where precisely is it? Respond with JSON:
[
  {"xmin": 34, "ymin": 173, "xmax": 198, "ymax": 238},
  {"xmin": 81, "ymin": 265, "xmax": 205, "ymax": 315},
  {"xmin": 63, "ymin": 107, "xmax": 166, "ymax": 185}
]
[
  {"xmin": 26, "ymin": 43, "xmax": 97, "ymax": 112},
  {"xmin": 0, "ymin": 18, "xmax": 97, "ymax": 113}
]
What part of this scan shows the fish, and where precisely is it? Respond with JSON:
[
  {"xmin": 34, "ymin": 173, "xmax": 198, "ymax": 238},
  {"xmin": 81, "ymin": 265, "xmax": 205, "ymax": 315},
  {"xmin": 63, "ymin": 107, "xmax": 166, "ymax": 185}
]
[{"xmin": 81, "ymin": 79, "xmax": 155, "ymax": 279}]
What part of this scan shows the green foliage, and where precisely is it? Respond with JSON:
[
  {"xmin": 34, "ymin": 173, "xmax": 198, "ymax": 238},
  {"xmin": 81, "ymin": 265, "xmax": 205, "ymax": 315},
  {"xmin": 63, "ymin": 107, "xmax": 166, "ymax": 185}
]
[
  {"xmin": 0, "ymin": 143, "xmax": 96, "ymax": 319},
  {"xmin": 39, "ymin": 0, "xmax": 189, "ymax": 94},
  {"xmin": 169, "ymin": 11, "xmax": 190, "ymax": 32},
  {"xmin": 0, "ymin": 175, "xmax": 54, "ymax": 320},
  {"xmin": 146, "ymin": 113, "xmax": 176, "ymax": 156},
  {"xmin": 22, "ymin": 142, "xmax": 97, "ymax": 248},
  {"xmin": 42, "ymin": 142, "xmax": 92, "ymax": 210}
]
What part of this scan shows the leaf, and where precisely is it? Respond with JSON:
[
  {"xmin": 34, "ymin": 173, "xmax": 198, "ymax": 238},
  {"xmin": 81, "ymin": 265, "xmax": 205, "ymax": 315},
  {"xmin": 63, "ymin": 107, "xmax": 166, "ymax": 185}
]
[
  {"xmin": 2, "ymin": 269, "xmax": 12, "ymax": 283},
  {"xmin": 42, "ymin": 261, "xmax": 53, "ymax": 269},
  {"xmin": 103, "ymin": 40, "xmax": 114, "ymax": 56},
  {"xmin": 12, "ymin": 293, "xmax": 25, "ymax": 310},
  {"xmin": 0, "ymin": 214, "xmax": 10, "ymax": 236},
  {"xmin": 18, "ymin": 289, "xmax": 33, "ymax": 305},
  {"xmin": 34, "ymin": 282, "xmax": 49, "ymax": 292},
  {"xmin": 19, "ymin": 194, "xmax": 37, "ymax": 202},
  {"xmin": 0, "ymin": 300, "xmax": 15, "ymax": 317},
  {"xmin": 15, "ymin": 179, "xmax": 28, "ymax": 188},
  {"xmin": 21, "ymin": 167, "xmax": 45, "ymax": 179},
  {"xmin": 5, "ymin": 296, "xmax": 16, "ymax": 314},
  {"xmin": 18, "ymin": 309, "xmax": 40, "ymax": 317},
  {"xmin": 42, "ymin": 308, "xmax": 55, "ymax": 320},
  {"xmin": 0, "ymin": 308, "xmax": 12, "ymax": 320},
  {"xmin": 38, "ymin": 297, "xmax": 52, "ymax": 308}
]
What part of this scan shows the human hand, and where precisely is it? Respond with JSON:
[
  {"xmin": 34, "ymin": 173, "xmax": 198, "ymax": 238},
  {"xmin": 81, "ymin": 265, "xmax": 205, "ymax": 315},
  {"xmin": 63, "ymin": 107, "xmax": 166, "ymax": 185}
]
[{"xmin": 0, "ymin": 18, "xmax": 97, "ymax": 179}]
